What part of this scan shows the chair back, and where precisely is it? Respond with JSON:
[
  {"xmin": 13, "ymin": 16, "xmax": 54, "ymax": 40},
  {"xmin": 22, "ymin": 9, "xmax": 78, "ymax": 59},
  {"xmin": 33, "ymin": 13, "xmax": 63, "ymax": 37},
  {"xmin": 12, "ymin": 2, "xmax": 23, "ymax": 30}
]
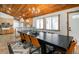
[
  {"xmin": 24, "ymin": 34, "xmax": 31, "ymax": 43},
  {"xmin": 19, "ymin": 32, "xmax": 25, "ymax": 41},
  {"xmin": 67, "ymin": 39, "xmax": 77, "ymax": 54},
  {"xmin": 30, "ymin": 35, "xmax": 40, "ymax": 48}
]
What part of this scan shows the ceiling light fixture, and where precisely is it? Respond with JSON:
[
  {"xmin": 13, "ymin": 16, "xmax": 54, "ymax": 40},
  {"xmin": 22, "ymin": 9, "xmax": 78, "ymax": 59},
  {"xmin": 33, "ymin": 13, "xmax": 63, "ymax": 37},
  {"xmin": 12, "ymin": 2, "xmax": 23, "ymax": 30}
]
[
  {"xmin": 6, "ymin": 8, "xmax": 12, "ymax": 13},
  {"xmin": 8, "ymin": 8, "xmax": 11, "ymax": 10},
  {"xmin": 28, "ymin": 7, "xmax": 40, "ymax": 14},
  {"xmin": 23, "ymin": 14, "xmax": 25, "ymax": 16},
  {"xmin": 6, "ymin": 10, "xmax": 11, "ymax": 13},
  {"xmin": 20, "ymin": 18, "xmax": 24, "ymax": 23},
  {"xmin": 26, "ymin": 19, "xmax": 29, "ymax": 23},
  {"xmin": 28, "ymin": 8, "xmax": 31, "ymax": 11},
  {"xmin": 19, "ymin": 16, "xmax": 22, "ymax": 18}
]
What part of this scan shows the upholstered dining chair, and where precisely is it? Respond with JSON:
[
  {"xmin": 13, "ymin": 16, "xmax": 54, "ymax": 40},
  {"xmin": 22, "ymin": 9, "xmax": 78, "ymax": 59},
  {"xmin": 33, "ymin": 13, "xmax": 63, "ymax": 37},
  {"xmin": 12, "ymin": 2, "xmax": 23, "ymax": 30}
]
[
  {"xmin": 14, "ymin": 33, "xmax": 32, "ymax": 54},
  {"xmin": 49, "ymin": 39, "xmax": 77, "ymax": 54},
  {"xmin": 29, "ymin": 35, "xmax": 41, "ymax": 54},
  {"xmin": 19, "ymin": 32, "xmax": 25, "ymax": 43},
  {"xmin": 67, "ymin": 39, "xmax": 77, "ymax": 54},
  {"xmin": 22, "ymin": 34, "xmax": 32, "ymax": 49},
  {"xmin": 24, "ymin": 34, "xmax": 31, "ymax": 43}
]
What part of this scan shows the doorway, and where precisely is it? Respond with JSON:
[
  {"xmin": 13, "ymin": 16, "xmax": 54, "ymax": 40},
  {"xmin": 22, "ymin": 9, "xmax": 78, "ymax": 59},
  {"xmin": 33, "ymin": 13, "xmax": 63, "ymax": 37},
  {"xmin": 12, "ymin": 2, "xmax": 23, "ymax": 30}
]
[{"xmin": 68, "ymin": 11, "xmax": 79, "ymax": 45}]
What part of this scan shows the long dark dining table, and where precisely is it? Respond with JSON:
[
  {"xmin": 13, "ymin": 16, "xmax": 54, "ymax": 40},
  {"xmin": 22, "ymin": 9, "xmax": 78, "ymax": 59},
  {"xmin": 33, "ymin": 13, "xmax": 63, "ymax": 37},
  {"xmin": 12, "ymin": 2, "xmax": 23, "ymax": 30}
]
[{"xmin": 18, "ymin": 30, "xmax": 73, "ymax": 54}]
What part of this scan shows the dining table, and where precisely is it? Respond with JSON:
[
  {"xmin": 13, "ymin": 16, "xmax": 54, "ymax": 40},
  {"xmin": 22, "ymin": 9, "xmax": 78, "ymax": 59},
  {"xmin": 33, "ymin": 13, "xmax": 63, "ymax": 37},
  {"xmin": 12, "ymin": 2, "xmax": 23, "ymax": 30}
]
[{"xmin": 18, "ymin": 30, "xmax": 73, "ymax": 54}]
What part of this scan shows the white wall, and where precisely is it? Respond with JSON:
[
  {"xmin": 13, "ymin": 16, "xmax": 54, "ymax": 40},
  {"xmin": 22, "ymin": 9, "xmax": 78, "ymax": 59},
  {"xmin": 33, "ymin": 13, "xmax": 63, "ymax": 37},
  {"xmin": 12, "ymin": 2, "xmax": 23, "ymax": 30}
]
[
  {"xmin": 33, "ymin": 7, "xmax": 79, "ymax": 36},
  {"xmin": 0, "ymin": 12, "xmax": 13, "ymax": 18},
  {"xmin": 0, "ymin": 12, "xmax": 14, "ymax": 25},
  {"xmin": 0, "ymin": 17, "xmax": 14, "ymax": 25}
]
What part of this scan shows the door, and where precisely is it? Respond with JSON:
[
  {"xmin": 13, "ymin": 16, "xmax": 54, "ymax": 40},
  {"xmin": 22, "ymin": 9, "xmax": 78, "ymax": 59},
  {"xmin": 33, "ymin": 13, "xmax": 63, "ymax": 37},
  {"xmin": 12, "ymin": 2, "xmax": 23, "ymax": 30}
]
[{"xmin": 68, "ymin": 12, "xmax": 79, "ymax": 45}]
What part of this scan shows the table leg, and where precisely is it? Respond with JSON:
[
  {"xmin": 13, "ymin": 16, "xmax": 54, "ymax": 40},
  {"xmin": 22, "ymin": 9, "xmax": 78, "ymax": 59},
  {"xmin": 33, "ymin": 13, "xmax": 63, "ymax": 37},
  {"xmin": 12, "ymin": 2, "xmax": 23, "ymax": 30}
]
[{"xmin": 40, "ymin": 41, "xmax": 47, "ymax": 54}]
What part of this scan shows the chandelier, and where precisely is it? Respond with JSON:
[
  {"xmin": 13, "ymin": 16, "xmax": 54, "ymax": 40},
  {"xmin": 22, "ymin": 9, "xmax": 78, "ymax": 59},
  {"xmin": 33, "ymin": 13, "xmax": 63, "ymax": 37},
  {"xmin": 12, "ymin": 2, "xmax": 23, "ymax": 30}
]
[{"xmin": 29, "ymin": 7, "xmax": 40, "ymax": 14}]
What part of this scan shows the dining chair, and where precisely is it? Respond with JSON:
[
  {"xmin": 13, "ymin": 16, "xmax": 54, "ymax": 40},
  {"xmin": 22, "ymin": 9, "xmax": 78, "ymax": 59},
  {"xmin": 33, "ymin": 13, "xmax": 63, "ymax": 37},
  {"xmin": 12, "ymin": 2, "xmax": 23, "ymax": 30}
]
[
  {"xmin": 7, "ymin": 41, "xmax": 31, "ymax": 54},
  {"xmin": 67, "ymin": 39, "xmax": 77, "ymax": 54},
  {"xmin": 24, "ymin": 34, "xmax": 31, "ymax": 43},
  {"xmin": 48, "ymin": 39, "xmax": 77, "ymax": 54},
  {"xmin": 29, "ymin": 35, "xmax": 41, "ymax": 54},
  {"xmin": 22, "ymin": 34, "xmax": 32, "ymax": 49},
  {"xmin": 19, "ymin": 32, "xmax": 25, "ymax": 43},
  {"xmin": 14, "ymin": 33, "xmax": 32, "ymax": 54}
]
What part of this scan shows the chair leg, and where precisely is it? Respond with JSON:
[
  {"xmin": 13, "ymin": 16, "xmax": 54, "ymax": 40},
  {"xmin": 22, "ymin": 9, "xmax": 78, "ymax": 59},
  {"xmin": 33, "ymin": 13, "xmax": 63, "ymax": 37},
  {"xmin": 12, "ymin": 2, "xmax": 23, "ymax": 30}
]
[
  {"xmin": 29, "ymin": 47, "xmax": 32, "ymax": 54},
  {"xmin": 30, "ymin": 47, "xmax": 40, "ymax": 54},
  {"xmin": 38, "ymin": 48, "xmax": 41, "ymax": 54}
]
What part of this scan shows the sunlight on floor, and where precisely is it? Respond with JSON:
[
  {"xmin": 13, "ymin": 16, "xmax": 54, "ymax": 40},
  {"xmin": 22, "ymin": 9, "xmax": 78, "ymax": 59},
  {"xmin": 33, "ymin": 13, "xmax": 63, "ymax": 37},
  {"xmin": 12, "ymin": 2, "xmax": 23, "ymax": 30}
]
[{"xmin": 0, "ymin": 33, "xmax": 20, "ymax": 54}]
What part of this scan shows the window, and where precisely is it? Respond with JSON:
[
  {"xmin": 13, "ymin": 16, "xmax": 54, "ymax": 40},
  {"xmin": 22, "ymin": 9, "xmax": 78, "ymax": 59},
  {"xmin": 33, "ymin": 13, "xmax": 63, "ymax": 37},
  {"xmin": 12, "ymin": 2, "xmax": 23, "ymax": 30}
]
[
  {"xmin": 51, "ymin": 16, "xmax": 59, "ymax": 30},
  {"xmin": 36, "ymin": 19, "xmax": 40, "ymax": 29},
  {"xmin": 33, "ymin": 15, "xmax": 60, "ymax": 30},
  {"xmin": 46, "ymin": 17, "xmax": 51, "ymax": 29},
  {"xmin": 45, "ymin": 15, "xmax": 59, "ymax": 30},
  {"xmin": 35, "ymin": 19, "xmax": 43, "ymax": 29},
  {"xmin": 13, "ymin": 20, "xmax": 24, "ymax": 28},
  {"xmin": 13, "ymin": 20, "xmax": 20, "ymax": 28}
]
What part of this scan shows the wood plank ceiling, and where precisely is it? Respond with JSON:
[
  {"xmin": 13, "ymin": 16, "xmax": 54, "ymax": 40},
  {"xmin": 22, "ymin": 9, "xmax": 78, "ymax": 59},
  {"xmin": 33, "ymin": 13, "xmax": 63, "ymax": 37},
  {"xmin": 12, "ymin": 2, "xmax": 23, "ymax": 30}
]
[{"xmin": 0, "ymin": 4, "xmax": 79, "ymax": 19}]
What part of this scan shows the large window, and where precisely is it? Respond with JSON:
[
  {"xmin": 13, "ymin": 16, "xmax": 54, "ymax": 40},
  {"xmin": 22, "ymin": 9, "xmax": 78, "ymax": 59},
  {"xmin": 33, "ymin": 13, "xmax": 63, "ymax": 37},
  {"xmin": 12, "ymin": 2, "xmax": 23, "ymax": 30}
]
[
  {"xmin": 35, "ymin": 19, "xmax": 43, "ymax": 29},
  {"xmin": 46, "ymin": 17, "xmax": 51, "ymax": 29},
  {"xmin": 13, "ymin": 20, "xmax": 24, "ymax": 28},
  {"xmin": 33, "ymin": 15, "xmax": 60, "ymax": 30},
  {"xmin": 46, "ymin": 15, "xmax": 59, "ymax": 30}
]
